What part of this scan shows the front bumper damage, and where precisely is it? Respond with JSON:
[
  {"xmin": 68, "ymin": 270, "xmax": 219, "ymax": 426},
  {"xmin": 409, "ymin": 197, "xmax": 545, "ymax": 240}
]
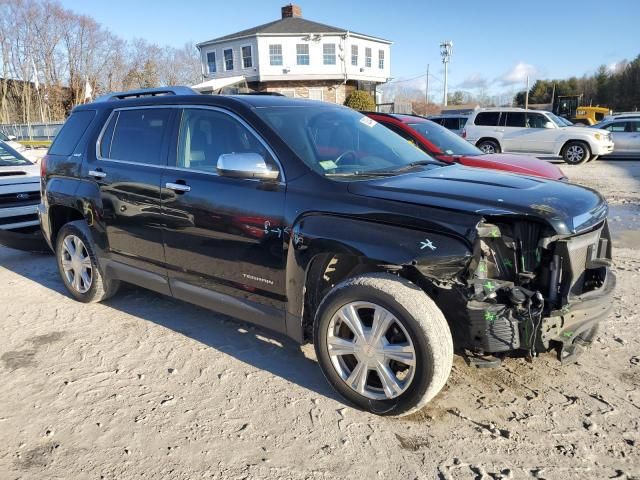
[{"xmin": 457, "ymin": 217, "xmax": 615, "ymax": 365}]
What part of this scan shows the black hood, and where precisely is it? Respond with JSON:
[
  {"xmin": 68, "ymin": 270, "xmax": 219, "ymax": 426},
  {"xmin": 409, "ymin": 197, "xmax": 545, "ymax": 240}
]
[{"xmin": 348, "ymin": 165, "xmax": 607, "ymax": 235}]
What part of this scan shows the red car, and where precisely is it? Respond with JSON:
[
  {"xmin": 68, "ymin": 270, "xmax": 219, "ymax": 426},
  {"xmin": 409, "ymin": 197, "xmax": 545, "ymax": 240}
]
[{"xmin": 366, "ymin": 113, "xmax": 566, "ymax": 180}]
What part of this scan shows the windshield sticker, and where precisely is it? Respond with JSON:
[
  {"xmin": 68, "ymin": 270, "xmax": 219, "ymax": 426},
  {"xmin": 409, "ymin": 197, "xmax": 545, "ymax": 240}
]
[
  {"xmin": 319, "ymin": 160, "xmax": 338, "ymax": 170},
  {"xmin": 359, "ymin": 116, "xmax": 377, "ymax": 128}
]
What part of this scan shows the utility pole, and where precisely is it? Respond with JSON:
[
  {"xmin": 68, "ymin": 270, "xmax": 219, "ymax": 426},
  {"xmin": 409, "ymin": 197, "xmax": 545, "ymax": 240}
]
[
  {"xmin": 440, "ymin": 41, "xmax": 453, "ymax": 106},
  {"xmin": 525, "ymin": 75, "xmax": 530, "ymax": 109},
  {"xmin": 425, "ymin": 64, "xmax": 430, "ymax": 107}
]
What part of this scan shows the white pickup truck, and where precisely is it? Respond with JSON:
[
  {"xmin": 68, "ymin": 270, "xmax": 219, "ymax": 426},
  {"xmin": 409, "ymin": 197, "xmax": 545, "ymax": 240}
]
[{"xmin": 462, "ymin": 108, "xmax": 614, "ymax": 164}]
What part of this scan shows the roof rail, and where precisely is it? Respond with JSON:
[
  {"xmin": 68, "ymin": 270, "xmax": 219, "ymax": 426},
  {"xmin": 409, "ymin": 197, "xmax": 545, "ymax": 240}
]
[{"xmin": 94, "ymin": 86, "xmax": 198, "ymax": 103}]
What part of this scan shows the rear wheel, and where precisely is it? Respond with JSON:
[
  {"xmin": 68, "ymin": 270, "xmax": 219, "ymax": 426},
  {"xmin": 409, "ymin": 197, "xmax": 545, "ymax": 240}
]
[
  {"xmin": 55, "ymin": 222, "xmax": 120, "ymax": 303},
  {"xmin": 562, "ymin": 141, "xmax": 591, "ymax": 165},
  {"xmin": 314, "ymin": 273, "xmax": 453, "ymax": 416},
  {"xmin": 477, "ymin": 139, "xmax": 501, "ymax": 154}
]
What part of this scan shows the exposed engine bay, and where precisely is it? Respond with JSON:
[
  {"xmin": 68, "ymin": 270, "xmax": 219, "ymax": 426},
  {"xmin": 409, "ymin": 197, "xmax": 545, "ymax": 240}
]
[{"xmin": 461, "ymin": 217, "xmax": 614, "ymax": 365}]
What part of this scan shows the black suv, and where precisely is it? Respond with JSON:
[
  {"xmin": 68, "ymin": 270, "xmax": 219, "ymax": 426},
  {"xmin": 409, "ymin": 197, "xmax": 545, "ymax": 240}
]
[{"xmin": 39, "ymin": 87, "xmax": 615, "ymax": 416}]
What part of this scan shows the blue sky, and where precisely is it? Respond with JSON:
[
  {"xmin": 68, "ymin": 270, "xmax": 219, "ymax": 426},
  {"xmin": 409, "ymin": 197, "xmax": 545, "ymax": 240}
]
[{"xmin": 61, "ymin": 0, "xmax": 640, "ymax": 96}]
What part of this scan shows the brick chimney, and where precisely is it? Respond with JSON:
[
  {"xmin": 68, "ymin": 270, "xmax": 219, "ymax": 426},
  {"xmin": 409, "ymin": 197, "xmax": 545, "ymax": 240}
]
[{"xmin": 281, "ymin": 4, "xmax": 302, "ymax": 18}]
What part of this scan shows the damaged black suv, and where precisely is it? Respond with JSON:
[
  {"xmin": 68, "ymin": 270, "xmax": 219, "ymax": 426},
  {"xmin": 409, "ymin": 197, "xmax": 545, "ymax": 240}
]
[{"xmin": 39, "ymin": 87, "xmax": 615, "ymax": 416}]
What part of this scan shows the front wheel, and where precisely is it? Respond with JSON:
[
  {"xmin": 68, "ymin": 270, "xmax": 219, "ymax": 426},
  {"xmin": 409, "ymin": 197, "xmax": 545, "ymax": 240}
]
[
  {"xmin": 314, "ymin": 273, "xmax": 453, "ymax": 416},
  {"xmin": 562, "ymin": 141, "xmax": 591, "ymax": 165},
  {"xmin": 477, "ymin": 139, "xmax": 501, "ymax": 154}
]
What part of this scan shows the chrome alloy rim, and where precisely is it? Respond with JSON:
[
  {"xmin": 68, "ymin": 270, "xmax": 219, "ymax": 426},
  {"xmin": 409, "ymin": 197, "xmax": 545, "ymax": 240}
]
[
  {"xmin": 326, "ymin": 302, "xmax": 416, "ymax": 400},
  {"xmin": 566, "ymin": 145, "xmax": 585, "ymax": 162},
  {"xmin": 480, "ymin": 143, "xmax": 496, "ymax": 153},
  {"xmin": 60, "ymin": 235, "xmax": 93, "ymax": 294}
]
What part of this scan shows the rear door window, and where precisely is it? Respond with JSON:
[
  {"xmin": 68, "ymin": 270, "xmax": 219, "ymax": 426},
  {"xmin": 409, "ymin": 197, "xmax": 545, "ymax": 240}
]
[
  {"xmin": 49, "ymin": 110, "xmax": 96, "ymax": 156},
  {"xmin": 474, "ymin": 112, "xmax": 500, "ymax": 126},
  {"xmin": 105, "ymin": 108, "xmax": 172, "ymax": 165},
  {"xmin": 505, "ymin": 112, "xmax": 526, "ymax": 127}
]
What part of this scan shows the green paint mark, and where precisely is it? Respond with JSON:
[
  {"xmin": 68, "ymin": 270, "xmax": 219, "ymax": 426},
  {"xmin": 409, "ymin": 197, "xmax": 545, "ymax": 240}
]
[
  {"xmin": 562, "ymin": 331, "xmax": 573, "ymax": 338},
  {"xmin": 484, "ymin": 281, "xmax": 496, "ymax": 291},
  {"xmin": 490, "ymin": 228, "xmax": 500, "ymax": 238},
  {"xmin": 484, "ymin": 311, "xmax": 497, "ymax": 322},
  {"xmin": 535, "ymin": 248, "xmax": 541, "ymax": 263},
  {"xmin": 503, "ymin": 258, "xmax": 513, "ymax": 268},
  {"xmin": 478, "ymin": 263, "xmax": 487, "ymax": 273},
  {"xmin": 521, "ymin": 255, "xmax": 526, "ymax": 271}
]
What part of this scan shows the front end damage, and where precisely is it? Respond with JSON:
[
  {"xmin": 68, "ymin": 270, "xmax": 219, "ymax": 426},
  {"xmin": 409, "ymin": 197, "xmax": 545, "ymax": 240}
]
[{"xmin": 457, "ymin": 216, "xmax": 614, "ymax": 365}]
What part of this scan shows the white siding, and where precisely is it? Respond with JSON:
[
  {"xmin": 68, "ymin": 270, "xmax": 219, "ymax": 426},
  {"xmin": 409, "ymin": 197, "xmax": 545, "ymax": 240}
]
[
  {"xmin": 199, "ymin": 34, "xmax": 390, "ymax": 84},
  {"xmin": 200, "ymin": 37, "xmax": 259, "ymax": 80}
]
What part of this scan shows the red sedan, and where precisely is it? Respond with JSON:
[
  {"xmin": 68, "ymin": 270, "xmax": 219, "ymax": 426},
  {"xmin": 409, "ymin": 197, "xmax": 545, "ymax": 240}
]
[{"xmin": 366, "ymin": 113, "xmax": 566, "ymax": 180}]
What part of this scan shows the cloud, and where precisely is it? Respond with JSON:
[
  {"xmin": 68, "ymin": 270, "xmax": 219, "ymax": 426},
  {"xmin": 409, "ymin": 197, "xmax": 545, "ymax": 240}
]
[
  {"xmin": 606, "ymin": 61, "xmax": 626, "ymax": 73},
  {"xmin": 457, "ymin": 73, "xmax": 488, "ymax": 90},
  {"xmin": 497, "ymin": 62, "xmax": 538, "ymax": 86}
]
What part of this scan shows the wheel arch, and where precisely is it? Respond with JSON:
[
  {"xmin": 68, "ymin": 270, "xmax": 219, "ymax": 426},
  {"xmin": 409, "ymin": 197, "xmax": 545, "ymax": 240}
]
[
  {"xmin": 48, "ymin": 204, "xmax": 86, "ymax": 246},
  {"xmin": 560, "ymin": 138, "xmax": 592, "ymax": 157},
  {"xmin": 284, "ymin": 214, "xmax": 473, "ymax": 342},
  {"xmin": 475, "ymin": 137, "xmax": 501, "ymax": 149}
]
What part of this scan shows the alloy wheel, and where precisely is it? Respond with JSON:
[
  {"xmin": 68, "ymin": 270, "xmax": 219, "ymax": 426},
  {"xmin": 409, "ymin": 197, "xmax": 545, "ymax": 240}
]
[
  {"xmin": 326, "ymin": 302, "xmax": 416, "ymax": 400},
  {"xmin": 566, "ymin": 145, "xmax": 585, "ymax": 163},
  {"xmin": 480, "ymin": 143, "xmax": 496, "ymax": 154},
  {"xmin": 60, "ymin": 235, "xmax": 93, "ymax": 294}
]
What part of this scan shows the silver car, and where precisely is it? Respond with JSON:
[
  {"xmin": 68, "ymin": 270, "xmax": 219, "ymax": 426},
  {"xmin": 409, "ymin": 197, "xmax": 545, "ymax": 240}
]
[{"xmin": 592, "ymin": 118, "xmax": 640, "ymax": 158}]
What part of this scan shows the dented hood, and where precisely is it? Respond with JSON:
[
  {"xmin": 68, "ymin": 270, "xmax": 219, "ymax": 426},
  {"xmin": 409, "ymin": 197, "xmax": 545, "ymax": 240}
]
[{"xmin": 348, "ymin": 165, "xmax": 607, "ymax": 235}]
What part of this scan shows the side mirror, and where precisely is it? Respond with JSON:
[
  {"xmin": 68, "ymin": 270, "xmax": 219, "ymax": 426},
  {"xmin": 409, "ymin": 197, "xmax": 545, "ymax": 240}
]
[
  {"xmin": 217, "ymin": 152, "xmax": 279, "ymax": 180},
  {"xmin": 544, "ymin": 121, "xmax": 555, "ymax": 129},
  {"xmin": 7, "ymin": 135, "xmax": 17, "ymax": 140}
]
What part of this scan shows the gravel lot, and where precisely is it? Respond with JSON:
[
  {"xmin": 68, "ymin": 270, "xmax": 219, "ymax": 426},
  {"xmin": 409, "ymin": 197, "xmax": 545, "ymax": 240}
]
[{"xmin": 0, "ymin": 160, "xmax": 639, "ymax": 479}]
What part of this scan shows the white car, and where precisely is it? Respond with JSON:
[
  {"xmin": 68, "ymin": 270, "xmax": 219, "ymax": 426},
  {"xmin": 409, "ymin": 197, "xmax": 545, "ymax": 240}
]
[
  {"xmin": 0, "ymin": 131, "xmax": 28, "ymax": 153},
  {"xmin": 0, "ymin": 140, "xmax": 45, "ymax": 251},
  {"xmin": 462, "ymin": 108, "xmax": 615, "ymax": 164}
]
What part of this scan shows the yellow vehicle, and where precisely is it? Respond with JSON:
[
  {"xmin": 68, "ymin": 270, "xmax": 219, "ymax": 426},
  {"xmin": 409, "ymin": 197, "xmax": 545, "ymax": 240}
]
[
  {"xmin": 573, "ymin": 106, "xmax": 611, "ymax": 126},
  {"xmin": 553, "ymin": 95, "xmax": 611, "ymax": 126}
]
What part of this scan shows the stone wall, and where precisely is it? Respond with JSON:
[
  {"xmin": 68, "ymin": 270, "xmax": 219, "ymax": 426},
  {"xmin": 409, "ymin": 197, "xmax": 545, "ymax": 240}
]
[{"xmin": 248, "ymin": 80, "xmax": 358, "ymax": 104}]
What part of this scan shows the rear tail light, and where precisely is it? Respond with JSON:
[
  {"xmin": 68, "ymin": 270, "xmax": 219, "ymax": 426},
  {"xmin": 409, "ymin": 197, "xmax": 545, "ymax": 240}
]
[{"xmin": 40, "ymin": 155, "xmax": 48, "ymax": 177}]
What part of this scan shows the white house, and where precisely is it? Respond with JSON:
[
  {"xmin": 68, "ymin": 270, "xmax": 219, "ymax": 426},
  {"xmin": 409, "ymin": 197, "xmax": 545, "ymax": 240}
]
[{"xmin": 195, "ymin": 4, "xmax": 391, "ymax": 103}]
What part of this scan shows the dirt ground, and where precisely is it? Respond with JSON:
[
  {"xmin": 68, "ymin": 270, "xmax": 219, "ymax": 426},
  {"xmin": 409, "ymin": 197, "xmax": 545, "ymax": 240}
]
[{"xmin": 0, "ymin": 159, "xmax": 638, "ymax": 480}]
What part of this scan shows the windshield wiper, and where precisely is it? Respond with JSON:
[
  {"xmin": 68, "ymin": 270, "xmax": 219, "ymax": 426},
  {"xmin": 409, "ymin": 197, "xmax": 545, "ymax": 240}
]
[{"xmin": 325, "ymin": 171, "xmax": 399, "ymax": 177}]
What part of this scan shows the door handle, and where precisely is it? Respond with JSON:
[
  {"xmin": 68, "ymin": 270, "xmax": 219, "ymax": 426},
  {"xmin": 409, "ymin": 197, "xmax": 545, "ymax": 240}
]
[
  {"xmin": 166, "ymin": 182, "xmax": 191, "ymax": 193},
  {"xmin": 88, "ymin": 169, "xmax": 106, "ymax": 179}
]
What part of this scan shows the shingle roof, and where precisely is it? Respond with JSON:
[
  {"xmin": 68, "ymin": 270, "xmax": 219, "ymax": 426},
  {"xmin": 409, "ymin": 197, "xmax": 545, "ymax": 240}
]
[{"xmin": 197, "ymin": 17, "xmax": 391, "ymax": 47}]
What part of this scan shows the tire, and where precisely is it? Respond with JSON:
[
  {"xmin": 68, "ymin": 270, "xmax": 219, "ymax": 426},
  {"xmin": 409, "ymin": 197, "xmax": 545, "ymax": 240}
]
[
  {"xmin": 55, "ymin": 221, "xmax": 120, "ymax": 303},
  {"xmin": 476, "ymin": 139, "xmax": 501, "ymax": 154},
  {"xmin": 562, "ymin": 141, "xmax": 591, "ymax": 165},
  {"xmin": 313, "ymin": 273, "xmax": 453, "ymax": 416}
]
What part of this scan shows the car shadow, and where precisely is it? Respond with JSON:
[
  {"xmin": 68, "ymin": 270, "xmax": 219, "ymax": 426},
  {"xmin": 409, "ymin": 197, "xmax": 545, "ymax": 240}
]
[{"xmin": 0, "ymin": 246, "xmax": 342, "ymax": 404}]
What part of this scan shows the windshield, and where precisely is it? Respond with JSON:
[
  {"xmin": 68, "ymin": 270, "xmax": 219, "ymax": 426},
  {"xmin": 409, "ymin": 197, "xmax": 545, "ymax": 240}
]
[
  {"xmin": 0, "ymin": 132, "xmax": 8, "ymax": 141},
  {"xmin": 546, "ymin": 112, "xmax": 570, "ymax": 128},
  {"xmin": 0, "ymin": 142, "xmax": 30, "ymax": 166},
  {"xmin": 407, "ymin": 121, "xmax": 482, "ymax": 156},
  {"xmin": 254, "ymin": 105, "xmax": 438, "ymax": 177}
]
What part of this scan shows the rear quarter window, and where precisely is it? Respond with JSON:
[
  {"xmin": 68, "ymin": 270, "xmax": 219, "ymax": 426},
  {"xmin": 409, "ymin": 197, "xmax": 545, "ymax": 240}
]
[
  {"xmin": 48, "ymin": 110, "xmax": 96, "ymax": 156},
  {"xmin": 474, "ymin": 112, "xmax": 500, "ymax": 126}
]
